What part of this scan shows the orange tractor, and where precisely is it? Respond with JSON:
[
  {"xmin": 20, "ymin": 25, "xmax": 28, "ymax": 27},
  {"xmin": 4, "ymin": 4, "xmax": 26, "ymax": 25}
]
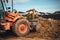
[
  {"xmin": 0, "ymin": 0, "xmax": 31, "ymax": 36},
  {"xmin": 0, "ymin": 0, "xmax": 39, "ymax": 36}
]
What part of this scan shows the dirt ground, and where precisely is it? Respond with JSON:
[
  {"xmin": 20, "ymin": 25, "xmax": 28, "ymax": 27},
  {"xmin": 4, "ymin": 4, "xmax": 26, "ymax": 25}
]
[
  {"xmin": 0, "ymin": 17, "xmax": 60, "ymax": 40},
  {"xmin": 0, "ymin": 32, "xmax": 60, "ymax": 40},
  {"xmin": 0, "ymin": 32, "xmax": 58, "ymax": 40}
]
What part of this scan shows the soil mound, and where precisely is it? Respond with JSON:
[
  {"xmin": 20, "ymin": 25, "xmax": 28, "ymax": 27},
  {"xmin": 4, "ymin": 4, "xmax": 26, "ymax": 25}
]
[{"xmin": 36, "ymin": 17, "xmax": 60, "ymax": 38}]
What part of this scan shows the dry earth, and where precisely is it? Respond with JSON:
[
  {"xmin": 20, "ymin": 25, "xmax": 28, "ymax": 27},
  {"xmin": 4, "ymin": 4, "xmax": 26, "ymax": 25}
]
[
  {"xmin": 0, "ymin": 32, "xmax": 57, "ymax": 40},
  {"xmin": 0, "ymin": 17, "xmax": 60, "ymax": 40}
]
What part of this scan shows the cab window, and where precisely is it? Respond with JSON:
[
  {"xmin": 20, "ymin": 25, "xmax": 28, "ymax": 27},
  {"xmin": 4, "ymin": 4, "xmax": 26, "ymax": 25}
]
[{"xmin": 0, "ymin": 0, "xmax": 3, "ymax": 10}]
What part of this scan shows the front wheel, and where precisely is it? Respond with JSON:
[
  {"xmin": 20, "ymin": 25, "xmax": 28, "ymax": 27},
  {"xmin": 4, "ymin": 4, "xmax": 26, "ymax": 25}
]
[{"xmin": 12, "ymin": 19, "xmax": 30, "ymax": 37}]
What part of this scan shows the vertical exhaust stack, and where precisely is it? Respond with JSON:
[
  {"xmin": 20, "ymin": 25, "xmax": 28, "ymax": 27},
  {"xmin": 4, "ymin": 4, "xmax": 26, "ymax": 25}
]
[{"xmin": 12, "ymin": 0, "xmax": 13, "ymax": 12}]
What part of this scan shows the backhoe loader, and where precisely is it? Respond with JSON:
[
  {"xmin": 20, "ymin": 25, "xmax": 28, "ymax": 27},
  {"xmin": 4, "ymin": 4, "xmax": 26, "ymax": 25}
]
[
  {"xmin": 0, "ymin": 0, "xmax": 30, "ymax": 36},
  {"xmin": 0, "ymin": 0, "xmax": 40, "ymax": 37}
]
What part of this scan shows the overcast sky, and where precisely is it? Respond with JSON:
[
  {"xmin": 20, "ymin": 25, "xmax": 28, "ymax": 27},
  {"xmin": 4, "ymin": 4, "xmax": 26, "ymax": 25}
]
[{"xmin": 7, "ymin": 0, "xmax": 60, "ymax": 13}]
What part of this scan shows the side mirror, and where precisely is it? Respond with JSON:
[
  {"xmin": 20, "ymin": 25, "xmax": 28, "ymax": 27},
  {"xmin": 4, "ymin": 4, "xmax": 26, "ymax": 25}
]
[
  {"xmin": 6, "ymin": 7, "xmax": 11, "ymax": 12},
  {"xmin": 7, "ymin": 7, "xmax": 11, "ymax": 9}
]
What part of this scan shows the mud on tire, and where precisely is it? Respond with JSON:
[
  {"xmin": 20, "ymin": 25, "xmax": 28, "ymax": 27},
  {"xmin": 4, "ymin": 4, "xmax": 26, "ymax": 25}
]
[{"xmin": 12, "ymin": 19, "xmax": 30, "ymax": 37}]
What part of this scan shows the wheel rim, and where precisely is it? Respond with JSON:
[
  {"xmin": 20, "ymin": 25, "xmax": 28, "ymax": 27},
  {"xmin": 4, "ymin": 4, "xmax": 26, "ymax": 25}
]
[{"xmin": 18, "ymin": 23, "xmax": 28, "ymax": 34}]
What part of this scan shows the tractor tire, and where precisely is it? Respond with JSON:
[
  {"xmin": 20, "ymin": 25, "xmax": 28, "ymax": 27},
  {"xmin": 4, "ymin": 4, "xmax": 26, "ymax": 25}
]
[{"xmin": 12, "ymin": 19, "xmax": 30, "ymax": 37}]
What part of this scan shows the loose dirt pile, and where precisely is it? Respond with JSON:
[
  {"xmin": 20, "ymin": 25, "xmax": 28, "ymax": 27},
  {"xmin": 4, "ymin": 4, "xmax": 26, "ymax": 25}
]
[{"xmin": 36, "ymin": 17, "xmax": 60, "ymax": 38}]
